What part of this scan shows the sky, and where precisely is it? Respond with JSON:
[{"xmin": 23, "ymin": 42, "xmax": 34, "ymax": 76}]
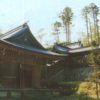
[{"xmin": 0, "ymin": 0, "xmax": 100, "ymax": 47}]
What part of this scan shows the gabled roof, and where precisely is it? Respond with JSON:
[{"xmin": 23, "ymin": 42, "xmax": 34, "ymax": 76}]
[
  {"xmin": 0, "ymin": 23, "xmax": 68, "ymax": 57},
  {"xmin": 52, "ymin": 44, "xmax": 69, "ymax": 54},
  {"xmin": 0, "ymin": 23, "xmax": 46, "ymax": 50},
  {"xmin": 64, "ymin": 41, "xmax": 83, "ymax": 49}
]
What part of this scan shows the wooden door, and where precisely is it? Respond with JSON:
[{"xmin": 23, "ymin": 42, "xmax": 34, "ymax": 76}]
[{"xmin": 21, "ymin": 70, "xmax": 32, "ymax": 88}]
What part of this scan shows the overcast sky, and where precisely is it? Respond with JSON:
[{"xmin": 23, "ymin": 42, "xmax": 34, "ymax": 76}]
[{"xmin": 0, "ymin": 0, "xmax": 100, "ymax": 47}]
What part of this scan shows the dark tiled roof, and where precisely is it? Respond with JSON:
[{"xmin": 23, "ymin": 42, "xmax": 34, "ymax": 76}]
[
  {"xmin": 52, "ymin": 44, "xmax": 69, "ymax": 54},
  {"xmin": 52, "ymin": 44, "xmax": 100, "ymax": 54},
  {"xmin": 0, "ymin": 23, "xmax": 68, "ymax": 57}
]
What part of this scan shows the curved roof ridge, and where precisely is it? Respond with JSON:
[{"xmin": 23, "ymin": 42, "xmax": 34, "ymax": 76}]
[{"xmin": 0, "ymin": 22, "xmax": 28, "ymax": 39}]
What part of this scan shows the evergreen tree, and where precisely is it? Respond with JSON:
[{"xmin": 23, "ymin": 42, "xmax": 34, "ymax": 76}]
[
  {"xmin": 52, "ymin": 21, "xmax": 61, "ymax": 43},
  {"xmin": 85, "ymin": 40, "xmax": 100, "ymax": 98},
  {"xmin": 81, "ymin": 6, "xmax": 90, "ymax": 45},
  {"xmin": 36, "ymin": 28, "xmax": 47, "ymax": 43},
  {"xmin": 59, "ymin": 6, "xmax": 73, "ymax": 42}
]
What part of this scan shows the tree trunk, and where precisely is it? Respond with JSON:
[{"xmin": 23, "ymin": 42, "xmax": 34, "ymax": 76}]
[
  {"xmin": 95, "ymin": 64, "xmax": 98, "ymax": 98},
  {"xmin": 86, "ymin": 16, "xmax": 89, "ymax": 45},
  {"xmin": 68, "ymin": 22, "xmax": 70, "ymax": 42},
  {"xmin": 69, "ymin": 24, "xmax": 71, "ymax": 43},
  {"xmin": 89, "ymin": 19, "xmax": 92, "ymax": 41},
  {"xmin": 96, "ymin": 15, "xmax": 99, "ymax": 44},
  {"xmin": 57, "ymin": 30, "xmax": 59, "ymax": 43},
  {"xmin": 69, "ymin": 24, "xmax": 71, "ymax": 42},
  {"xmin": 93, "ymin": 14, "xmax": 96, "ymax": 41},
  {"xmin": 96, "ymin": 82, "xmax": 98, "ymax": 98},
  {"xmin": 65, "ymin": 22, "xmax": 68, "ymax": 42}
]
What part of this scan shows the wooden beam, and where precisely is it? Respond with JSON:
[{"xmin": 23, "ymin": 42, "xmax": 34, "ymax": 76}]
[
  {"xmin": 20, "ymin": 64, "xmax": 22, "ymax": 88},
  {"xmin": 1, "ymin": 48, "xmax": 6, "ymax": 55}
]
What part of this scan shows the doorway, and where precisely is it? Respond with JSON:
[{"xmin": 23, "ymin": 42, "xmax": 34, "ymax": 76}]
[{"xmin": 21, "ymin": 70, "xmax": 32, "ymax": 88}]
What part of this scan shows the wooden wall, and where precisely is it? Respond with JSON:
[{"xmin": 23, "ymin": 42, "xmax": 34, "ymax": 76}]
[{"xmin": 0, "ymin": 61, "xmax": 18, "ymax": 87}]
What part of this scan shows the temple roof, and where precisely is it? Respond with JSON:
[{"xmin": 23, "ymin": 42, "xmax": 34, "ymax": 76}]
[
  {"xmin": 52, "ymin": 43, "xmax": 100, "ymax": 54},
  {"xmin": 64, "ymin": 41, "xmax": 83, "ymax": 49},
  {"xmin": 52, "ymin": 44, "xmax": 69, "ymax": 54},
  {"xmin": 0, "ymin": 23, "xmax": 68, "ymax": 57}
]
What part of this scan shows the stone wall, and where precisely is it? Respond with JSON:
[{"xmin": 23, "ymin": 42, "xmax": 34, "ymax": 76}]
[
  {"xmin": 64, "ymin": 67, "xmax": 94, "ymax": 81},
  {"xmin": 47, "ymin": 66, "xmax": 94, "ymax": 84}
]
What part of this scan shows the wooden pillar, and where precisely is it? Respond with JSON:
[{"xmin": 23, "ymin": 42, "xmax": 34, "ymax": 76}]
[
  {"xmin": 32, "ymin": 66, "xmax": 41, "ymax": 88},
  {"xmin": 0, "ymin": 60, "xmax": 3, "ymax": 86},
  {"xmin": 20, "ymin": 64, "xmax": 22, "ymax": 88},
  {"xmin": 45, "ymin": 67, "xmax": 47, "ymax": 86}
]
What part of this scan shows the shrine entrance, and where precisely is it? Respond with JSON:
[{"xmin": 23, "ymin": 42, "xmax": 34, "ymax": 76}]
[
  {"xmin": 20, "ymin": 64, "xmax": 32, "ymax": 88},
  {"xmin": 21, "ymin": 70, "xmax": 32, "ymax": 88}
]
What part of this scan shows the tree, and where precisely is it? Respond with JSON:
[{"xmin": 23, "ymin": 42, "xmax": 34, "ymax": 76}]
[
  {"xmin": 37, "ymin": 28, "xmax": 44, "ymax": 34},
  {"xmin": 52, "ymin": 21, "xmax": 61, "ymax": 43},
  {"xmin": 59, "ymin": 6, "xmax": 73, "ymax": 42},
  {"xmin": 55, "ymin": 41, "xmax": 70, "ymax": 46},
  {"xmin": 81, "ymin": 3, "xmax": 100, "ymax": 45},
  {"xmin": 95, "ymin": 7, "xmax": 99, "ymax": 43},
  {"xmin": 37, "ymin": 33, "xmax": 47, "ymax": 43},
  {"xmin": 0, "ymin": 27, "xmax": 2, "ymax": 35},
  {"xmin": 89, "ymin": 3, "xmax": 99, "ymax": 42},
  {"xmin": 36, "ymin": 28, "xmax": 47, "ymax": 43},
  {"xmin": 81, "ymin": 6, "xmax": 90, "ymax": 45},
  {"xmin": 80, "ymin": 26, "xmax": 100, "ymax": 46},
  {"xmin": 89, "ymin": 18, "xmax": 92, "ymax": 41},
  {"xmin": 85, "ymin": 40, "xmax": 100, "ymax": 98}
]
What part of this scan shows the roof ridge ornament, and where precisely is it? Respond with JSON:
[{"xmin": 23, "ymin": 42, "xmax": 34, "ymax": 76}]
[{"xmin": 23, "ymin": 20, "xmax": 29, "ymax": 26}]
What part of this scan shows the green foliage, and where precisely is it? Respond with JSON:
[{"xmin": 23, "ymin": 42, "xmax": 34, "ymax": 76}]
[
  {"xmin": 48, "ymin": 81, "xmax": 100, "ymax": 99},
  {"xmin": 46, "ymin": 41, "xmax": 70, "ymax": 50},
  {"xmin": 47, "ymin": 81, "xmax": 82, "ymax": 96},
  {"xmin": 90, "ymin": 40, "xmax": 97, "ymax": 47},
  {"xmin": 53, "ymin": 21, "xmax": 61, "ymax": 27},
  {"xmin": 46, "ymin": 45, "xmax": 53, "ymax": 50},
  {"xmin": 82, "ymin": 36, "xmax": 88, "ymax": 46},
  {"xmin": 51, "ymin": 21, "xmax": 61, "ymax": 43},
  {"xmin": 81, "ymin": 6, "xmax": 90, "ymax": 19},
  {"xmin": 59, "ymin": 7, "xmax": 73, "ymax": 25},
  {"xmin": 56, "ymin": 41, "xmax": 70, "ymax": 46},
  {"xmin": 80, "ymin": 29, "xmax": 100, "ymax": 46},
  {"xmin": 58, "ymin": 81, "xmax": 82, "ymax": 87},
  {"xmin": 85, "ymin": 41, "xmax": 100, "ymax": 68},
  {"xmin": 0, "ymin": 27, "xmax": 2, "ymax": 35},
  {"xmin": 85, "ymin": 41, "xmax": 100, "ymax": 98},
  {"xmin": 81, "ymin": 3, "xmax": 99, "ymax": 45},
  {"xmin": 85, "ymin": 78, "xmax": 97, "ymax": 83},
  {"xmin": 37, "ymin": 28, "xmax": 44, "ymax": 34},
  {"xmin": 89, "ymin": 3, "xmax": 99, "ymax": 17},
  {"xmin": 94, "ymin": 71, "xmax": 100, "ymax": 79},
  {"xmin": 36, "ymin": 28, "xmax": 47, "ymax": 43},
  {"xmin": 59, "ymin": 6, "xmax": 74, "ymax": 42},
  {"xmin": 37, "ymin": 33, "xmax": 47, "ymax": 42},
  {"xmin": 66, "ymin": 93, "xmax": 99, "ymax": 100}
]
